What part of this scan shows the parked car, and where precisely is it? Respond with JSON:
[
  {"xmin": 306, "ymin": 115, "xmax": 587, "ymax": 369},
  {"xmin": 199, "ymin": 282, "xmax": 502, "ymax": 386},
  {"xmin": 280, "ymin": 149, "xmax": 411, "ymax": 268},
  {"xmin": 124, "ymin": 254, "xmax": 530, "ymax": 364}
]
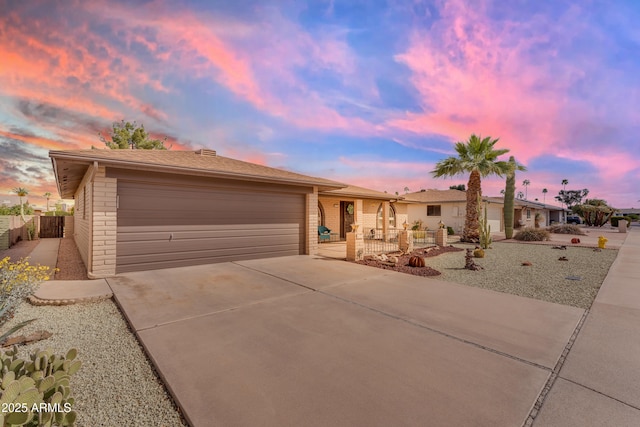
[{"xmin": 566, "ymin": 215, "xmax": 582, "ymax": 224}]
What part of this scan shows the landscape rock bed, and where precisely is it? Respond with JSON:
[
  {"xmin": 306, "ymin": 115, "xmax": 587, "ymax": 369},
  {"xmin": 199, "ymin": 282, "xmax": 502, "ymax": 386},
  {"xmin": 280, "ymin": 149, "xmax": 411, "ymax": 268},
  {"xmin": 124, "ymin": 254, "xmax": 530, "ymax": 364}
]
[
  {"xmin": 356, "ymin": 246, "xmax": 464, "ymax": 277},
  {"xmin": 420, "ymin": 242, "xmax": 618, "ymax": 309},
  {"xmin": 356, "ymin": 241, "xmax": 618, "ymax": 309},
  {"xmin": 54, "ymin": 237, "xmax": 88, "ymax": 280},
  {"xmin": 5, "ymin": 301, "xmax": 187, "ymax": 426}
]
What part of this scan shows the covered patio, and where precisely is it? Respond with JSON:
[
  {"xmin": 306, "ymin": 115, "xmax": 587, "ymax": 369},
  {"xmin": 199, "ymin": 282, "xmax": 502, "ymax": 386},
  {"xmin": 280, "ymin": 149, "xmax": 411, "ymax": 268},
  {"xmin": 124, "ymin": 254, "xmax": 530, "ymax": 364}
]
[{"xmin": 317, "ymin": 185, "xmax": 408, "ymax": 242}]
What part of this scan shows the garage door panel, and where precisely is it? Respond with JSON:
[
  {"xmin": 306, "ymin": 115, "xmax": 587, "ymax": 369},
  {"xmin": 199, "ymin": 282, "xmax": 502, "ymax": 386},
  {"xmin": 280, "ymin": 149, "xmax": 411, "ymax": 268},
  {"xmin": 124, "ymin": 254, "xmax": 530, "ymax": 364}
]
[
  {"xmin": 117, "ymin": 210, "xmax": 304, "ymax": 227},
  {"xmin": 117, "ymin": 231, "xmax": 300, "ymax": 256},
  {"xmin": 117, "ymin": 224, "xmax": 299, "ymax": 242},
  {"xmin": 117, "ymin": 242, "xmax": 298, "ymax": 262},
  {"xmin": 118, "ymin": 188, "xmax": 303, "ymax": 227},
  {"xmin": 116, "ymin": 180, "xmax": 307, "ymax": 272}
]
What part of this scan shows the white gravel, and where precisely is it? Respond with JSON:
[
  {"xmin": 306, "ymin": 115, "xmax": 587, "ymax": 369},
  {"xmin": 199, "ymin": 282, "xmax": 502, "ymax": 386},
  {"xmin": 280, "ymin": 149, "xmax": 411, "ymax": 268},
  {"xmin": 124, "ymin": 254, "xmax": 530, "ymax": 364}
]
[
  {"xmin": 4, "ymin": 301, "xmax": 186, "ymax": 427},
  {"xmin": 424, "ymin": 241, "xmax": 618, "ymax": 309}
]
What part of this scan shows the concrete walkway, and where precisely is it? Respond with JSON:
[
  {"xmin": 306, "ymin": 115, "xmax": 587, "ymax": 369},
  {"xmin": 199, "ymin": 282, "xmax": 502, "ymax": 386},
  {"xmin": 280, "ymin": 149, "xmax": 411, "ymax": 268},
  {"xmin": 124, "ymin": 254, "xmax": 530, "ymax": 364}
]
[
  {"xmin": 25, "ymin": 238, "xmax": 60, "ymax": 271},
  {"xmin": 26, "ymin": 238, "xmax": 113, "ymax": 304},
  {"xmin": 534, "ymin": 228, "xmax": 640, "ymax": 426}
]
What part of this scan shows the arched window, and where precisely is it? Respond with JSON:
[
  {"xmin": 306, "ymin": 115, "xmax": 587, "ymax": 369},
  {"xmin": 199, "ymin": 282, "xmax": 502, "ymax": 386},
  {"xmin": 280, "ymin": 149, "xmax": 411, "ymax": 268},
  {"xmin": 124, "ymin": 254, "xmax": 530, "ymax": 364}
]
[
  {"xmin": 377, "ymin": 203, "xmax": 396, "ymax": 229},
  {"xmin": 318, "ymin": 202, "xmax": 325, "ymax": 226}
]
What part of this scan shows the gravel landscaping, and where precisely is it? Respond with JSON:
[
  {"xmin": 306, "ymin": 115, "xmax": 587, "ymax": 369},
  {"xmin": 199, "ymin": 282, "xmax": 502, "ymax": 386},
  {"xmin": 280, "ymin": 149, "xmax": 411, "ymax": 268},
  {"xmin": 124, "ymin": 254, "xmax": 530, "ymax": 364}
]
[
  {"xmin": 420, "ymin": 241, "xmax": 618, "ymax": 309},
  {"xmin": 3, "ymin": 301, "xmax": 187, "ymax": 427}
]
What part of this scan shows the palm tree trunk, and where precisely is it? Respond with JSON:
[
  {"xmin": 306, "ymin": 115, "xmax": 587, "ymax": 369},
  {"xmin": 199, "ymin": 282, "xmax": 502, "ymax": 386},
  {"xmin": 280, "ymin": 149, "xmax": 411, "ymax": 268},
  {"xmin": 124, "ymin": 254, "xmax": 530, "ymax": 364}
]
[{"xmin": 464, "ymin": 170, "xmax": 481, "ymax": 242}]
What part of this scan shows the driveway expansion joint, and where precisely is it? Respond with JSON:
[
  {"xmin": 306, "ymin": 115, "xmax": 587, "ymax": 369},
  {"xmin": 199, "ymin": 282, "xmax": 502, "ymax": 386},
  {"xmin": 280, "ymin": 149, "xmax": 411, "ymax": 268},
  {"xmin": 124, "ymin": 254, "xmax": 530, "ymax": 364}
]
[
  {"xmin": 556, "ymin": 377, "xmax": 640, "ymax": 412},
  {"xmin": 523, "ymin": 307, "xmax": 590, "ymax": 427},
  {"xmin": 319, "ymin": 289, "xmax": 553, "ymax": 372},
  {"xmin": 134, "ymin": 291, "xmax": 310, "ymax": 332}
]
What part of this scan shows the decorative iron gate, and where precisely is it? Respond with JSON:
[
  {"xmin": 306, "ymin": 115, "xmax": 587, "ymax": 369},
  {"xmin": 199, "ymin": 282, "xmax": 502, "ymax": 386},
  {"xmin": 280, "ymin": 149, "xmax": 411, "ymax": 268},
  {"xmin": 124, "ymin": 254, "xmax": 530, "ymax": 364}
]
[{"xmin": 40, "ymin": 216, "xmax": 65, "ymax": 238}]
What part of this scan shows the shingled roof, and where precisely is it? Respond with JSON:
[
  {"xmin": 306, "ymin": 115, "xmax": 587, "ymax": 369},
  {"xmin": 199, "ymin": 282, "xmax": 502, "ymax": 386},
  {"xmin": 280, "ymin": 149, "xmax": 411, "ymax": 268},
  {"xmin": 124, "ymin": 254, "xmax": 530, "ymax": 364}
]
[
  {"xmin": 319, "ymin": 185, "xmax": 401, "ymax": 201},
  {"xmin": 50, "ymin": 149, "xmax": 345, "ymax": 198},
  {"xmin": 404, "ymin": 189, "xmax": 468, "ymax": 203}
]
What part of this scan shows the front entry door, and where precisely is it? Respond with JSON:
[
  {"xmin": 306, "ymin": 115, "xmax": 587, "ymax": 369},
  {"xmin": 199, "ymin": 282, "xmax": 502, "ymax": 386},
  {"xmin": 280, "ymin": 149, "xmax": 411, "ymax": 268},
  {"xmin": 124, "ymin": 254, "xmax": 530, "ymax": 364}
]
[{"xmin": 340, "ymin": 201, "xmax": 355, "ymax": 239}]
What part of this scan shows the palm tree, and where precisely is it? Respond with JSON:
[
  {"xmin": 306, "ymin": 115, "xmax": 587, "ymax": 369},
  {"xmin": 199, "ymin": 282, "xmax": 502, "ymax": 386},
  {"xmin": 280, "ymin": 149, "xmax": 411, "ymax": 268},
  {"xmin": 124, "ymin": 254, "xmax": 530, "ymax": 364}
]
[
  {"xmin": 43, "ymin": 192, "xmax": 52, "ymax": 212},
  {"xmin": 404, "ymin": 186, "xmax": 410, "ymax": 194},
  {"xmin": 522, "ymin": 179, "xmax": 530, "ymax": 200},
  {"xmin": 12, "ymin": 187, "xmax": 28, "ymax": 220},
  {"xmin": 561, "ymin": 179, "xmax": 569, "ymax": 208},
  {"xmin": 517, "ymin": 191, "xmax": 525, "ymax": 200},
  {"xmin": 542, "ymin": 188, "xmax": 548, "ymax": 203},
  {"xmin": 432, "ymin": 134, "xmax": 510, "ymax": 242}
]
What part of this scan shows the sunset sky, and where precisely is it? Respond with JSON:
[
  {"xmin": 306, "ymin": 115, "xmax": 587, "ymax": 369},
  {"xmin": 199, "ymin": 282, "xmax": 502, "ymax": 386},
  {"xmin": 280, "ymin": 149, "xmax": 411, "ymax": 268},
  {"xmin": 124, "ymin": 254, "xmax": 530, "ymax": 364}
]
[{"xmin": 1, "ymin": 0, "xmax": 639, "ymax": 209}]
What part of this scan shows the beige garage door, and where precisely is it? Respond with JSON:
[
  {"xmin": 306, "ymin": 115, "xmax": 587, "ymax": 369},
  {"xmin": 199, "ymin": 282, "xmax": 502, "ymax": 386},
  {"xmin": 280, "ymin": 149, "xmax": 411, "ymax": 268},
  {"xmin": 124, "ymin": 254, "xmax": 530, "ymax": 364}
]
[{"xmin": 115, "ymin": 179, "xmax": 306, "ymax": 273}]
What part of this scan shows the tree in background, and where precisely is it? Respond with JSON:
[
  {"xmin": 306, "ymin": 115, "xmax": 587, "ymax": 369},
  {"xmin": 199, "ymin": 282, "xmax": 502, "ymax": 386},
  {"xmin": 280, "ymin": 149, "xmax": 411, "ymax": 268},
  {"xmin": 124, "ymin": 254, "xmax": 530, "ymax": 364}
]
[
  {"xmin": 560, "ymin": 179, "xmax": 569, "ymax": 208},
  {"xmin": 432, "ymin": 134, "xmax": 510, "ymax": 242},
  {"xmin": 43, "ymin": 192, "xmax": 52, "ymax": 212},
  {"xmin": 542, "ymin": 188, "xmax": 548, "ymax": 203},
  {"xmin": 522, "ymin": 179, "xmax": 530, "ymax": 200},
  {"xmin": 555, "ymin": 188, "xmax": 589, "ymax": 209},
  {"xmin": 449, "ymin": 184, "xmax": 466, "ymax": 191},
  {"xmin": 504, "ymin": 156, "xmax": 527, "ymax": 239},
  {"xmin": 574, "ymin": 199, "xmax": 615, "ymax": 227},
  {"xmin": 0, "ymin": 204, "xmax": 34, "ymax": 216},
  {"xmin": 12, "ymin": 187, "xmax": 28, "ymax": 220},
  {"xmin": 99, "ymin": 120, "xmax": 167, "ymax": 150},
  {"xmin": 403, "ymin": 186, "xmax": 410, "ymax": 194}
]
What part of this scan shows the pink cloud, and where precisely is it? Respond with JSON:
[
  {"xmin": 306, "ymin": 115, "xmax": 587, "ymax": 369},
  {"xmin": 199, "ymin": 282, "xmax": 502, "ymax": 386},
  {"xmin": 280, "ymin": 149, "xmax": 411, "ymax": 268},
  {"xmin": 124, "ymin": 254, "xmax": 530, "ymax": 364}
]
[
  {"xmin": 385, "ymin": 0, "xmax": 639, "ymax": 206},
  {"xmin": 94, "ymin": 2, "xmax": 375, "ymax": 134}
]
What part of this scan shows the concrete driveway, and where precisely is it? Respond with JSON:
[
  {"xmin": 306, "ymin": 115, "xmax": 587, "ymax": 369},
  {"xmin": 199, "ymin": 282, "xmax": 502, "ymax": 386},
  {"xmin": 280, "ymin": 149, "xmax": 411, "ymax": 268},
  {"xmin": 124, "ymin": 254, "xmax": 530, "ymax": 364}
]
[{"xmin": 107, "ymin": 256, "xmax": 584, "ymax": 427}]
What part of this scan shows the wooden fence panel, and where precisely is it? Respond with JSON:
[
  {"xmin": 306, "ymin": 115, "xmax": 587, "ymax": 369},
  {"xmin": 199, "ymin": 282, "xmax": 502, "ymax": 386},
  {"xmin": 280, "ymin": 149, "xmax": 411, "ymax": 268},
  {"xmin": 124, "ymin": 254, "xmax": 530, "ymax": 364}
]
[{"xmin": 40, "ymin": 216, "xmax": 65, "ymax": 238}]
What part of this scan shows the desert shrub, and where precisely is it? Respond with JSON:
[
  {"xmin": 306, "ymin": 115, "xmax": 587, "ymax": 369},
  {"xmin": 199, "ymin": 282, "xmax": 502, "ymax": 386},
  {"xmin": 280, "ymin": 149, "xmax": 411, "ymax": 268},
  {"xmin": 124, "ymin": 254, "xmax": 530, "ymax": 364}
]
[
  {"xmin": 412, "ymin": 230, "xmax": 426, "ymax": 239},
  {"xmin": 546, "ymin": 224, "xmax": 585, "ymax": 235},
  {"xmin": 513, "ymin": 228, "xmax": 550, "ymax": 241},
  {"xmin": 411, "ymin": 220, "xmax": 424, "ymax": 231},
  {"xmin": 447, "ymin": 226, "xmax": 455, "ymax": 235},
  {"xmin": 610, "ymin": 216, "xmax": 631, "ymax": 227},
  {"xmin": 0, "ymin": 257, "xmax": 52, "ymax": 324}
]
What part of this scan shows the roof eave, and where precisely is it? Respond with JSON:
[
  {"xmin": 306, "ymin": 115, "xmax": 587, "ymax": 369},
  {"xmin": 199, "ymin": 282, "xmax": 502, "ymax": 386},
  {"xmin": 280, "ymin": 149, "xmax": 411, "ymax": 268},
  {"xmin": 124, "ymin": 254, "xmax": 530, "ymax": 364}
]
[{"xmin": 49, "ymin": 151, "xmax": 346, "ymax": 191}]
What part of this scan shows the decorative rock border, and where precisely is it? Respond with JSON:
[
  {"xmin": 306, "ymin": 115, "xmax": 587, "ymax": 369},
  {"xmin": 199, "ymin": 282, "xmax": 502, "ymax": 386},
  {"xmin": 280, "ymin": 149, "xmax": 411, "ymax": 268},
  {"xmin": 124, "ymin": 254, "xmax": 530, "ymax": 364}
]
[{"xmin": 28, "ymin": 294, "xmax": 113, "ymax": 306}]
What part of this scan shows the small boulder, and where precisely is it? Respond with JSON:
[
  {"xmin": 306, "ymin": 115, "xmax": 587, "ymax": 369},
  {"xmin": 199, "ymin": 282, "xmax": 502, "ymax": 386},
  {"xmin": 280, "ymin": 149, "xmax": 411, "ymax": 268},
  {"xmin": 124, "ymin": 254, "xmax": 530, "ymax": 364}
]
[{"xmin": 521, "ymin": 261, "xmax": 532, "ymax": 266}]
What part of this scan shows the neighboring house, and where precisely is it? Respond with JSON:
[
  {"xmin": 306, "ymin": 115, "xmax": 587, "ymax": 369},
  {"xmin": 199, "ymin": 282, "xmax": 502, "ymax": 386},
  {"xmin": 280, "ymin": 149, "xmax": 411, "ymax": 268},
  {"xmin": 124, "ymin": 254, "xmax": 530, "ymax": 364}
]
[
  {"xmin": 405, "ymin": 189, "xmax": 568, "ymax": 233},
  {"xmin": 405, "ymin": 189, "xmax": 503, "ymax": 233},
  {"xmin": 615, "ymin": 208, "xmax": 640, "ymax": 217},
  {"xmin": 502, "ymin": 199, "xmax": 567, "ymax": 228},
  {"xmin": 318, "ymin": 185, "xmax": 408, "ymax": 239},
  {"xmin": 50, "ymin": 149, "xmax": 345, "ymax": 277}
]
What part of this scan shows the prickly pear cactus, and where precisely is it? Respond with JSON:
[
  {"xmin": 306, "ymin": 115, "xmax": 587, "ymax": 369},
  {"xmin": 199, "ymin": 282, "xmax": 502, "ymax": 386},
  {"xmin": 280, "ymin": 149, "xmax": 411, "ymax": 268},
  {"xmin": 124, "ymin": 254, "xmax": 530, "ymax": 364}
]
[{"xmin": 0, "ymin": 346, "xmax": 80, "ymax": 426}]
